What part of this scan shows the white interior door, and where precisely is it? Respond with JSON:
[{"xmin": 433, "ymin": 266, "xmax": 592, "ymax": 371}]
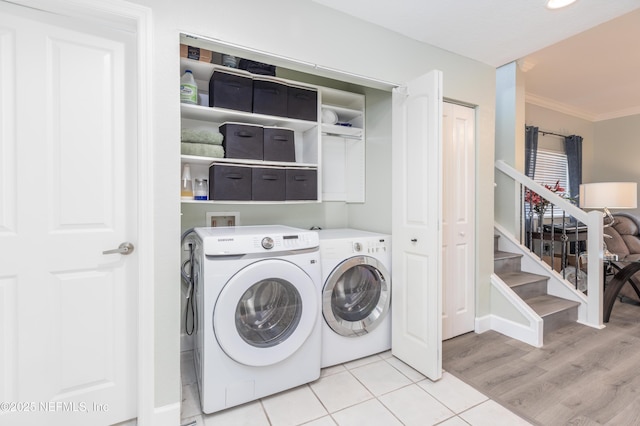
[
  {"xmin": 0, "ymin": 2, "xmax": 138, "ymax": 425},
  {"xmin": 442, "ymin": 103, "xmax": 476, "ymax": 340},
  {"xmin": 391, "ymin": 70, "xmax": 443, "ymax": 380}
]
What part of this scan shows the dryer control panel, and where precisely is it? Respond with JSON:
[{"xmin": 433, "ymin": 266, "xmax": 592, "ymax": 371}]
[
  {"xmin": 352, "ymin": 238, "xmax": 389, "ymax": 255},
  {"xmin": 318, "ymin": 229, "xmax": 391, "ymax": 260},
  {"xmin": 196, "ymin": 225, "xmax": 319, "ymax": 256}
]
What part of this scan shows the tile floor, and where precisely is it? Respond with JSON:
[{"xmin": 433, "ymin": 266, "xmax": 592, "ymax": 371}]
[{"xmin": 180, "ymin": 350, "xmax": 533, "ymax": 426}]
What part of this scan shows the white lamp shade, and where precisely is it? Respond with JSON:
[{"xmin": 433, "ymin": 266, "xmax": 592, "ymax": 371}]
[{"xmin": 579, "ymin": 182, "xmax": 638, "ymax": 209}]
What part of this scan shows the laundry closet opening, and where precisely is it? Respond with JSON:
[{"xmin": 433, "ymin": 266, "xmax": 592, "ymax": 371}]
[
  {"xmin": 178, "ymin": 30, "xmax": 477, "ymax": 388},
  {"xmin": 178, "ymin": 32, "xmax": 399, "ymax": 353}
]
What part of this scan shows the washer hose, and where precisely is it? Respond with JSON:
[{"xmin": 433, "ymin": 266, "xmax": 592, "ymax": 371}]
[{"xmin": 181, "ymin": 228, "xmax": 197, "ymax": 335}]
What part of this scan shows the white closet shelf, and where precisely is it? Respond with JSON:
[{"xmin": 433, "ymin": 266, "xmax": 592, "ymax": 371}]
[
  {"xmin": 181, "ymin": 104, "xmax": 317, "ymax": 133},
  {"xmin": 321, "ymin": 124, "xmax": 363, "ymax": 138},
  {"xmin": 181, "ymin": 199, "xmax": 321, "ymax": 205},
  {"xmin": 181, "ymin": 155, "xmax": 318, "ymax": 168}
]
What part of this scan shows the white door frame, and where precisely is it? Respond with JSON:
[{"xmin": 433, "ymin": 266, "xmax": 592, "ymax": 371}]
[{"xmin": 7, "ymin": 0, "xmax": 156, "ymax": 423}]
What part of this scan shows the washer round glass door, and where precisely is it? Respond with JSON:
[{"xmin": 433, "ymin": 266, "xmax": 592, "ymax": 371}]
[
  {"xmin": 213, "ymin": 258, "xmax": 319, "ymax": 367},
  {"xmin": 323, "ymin": 256, "xmax": 391, "ymax": 336}
]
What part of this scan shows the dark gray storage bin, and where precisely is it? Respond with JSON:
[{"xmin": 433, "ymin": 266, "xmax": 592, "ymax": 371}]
[
  {"xmin": 238, "ymin": 59, "xmax": 276, "ymax": 76},
  {"xmin": 220, "ymin": 122, "xmax": 264, "ymax": 160},
  {"xmin": 253, "ymin": 77, "xmax": 288, "ymax": 117},
  {"xmin": 287, "ymin": 85, "xmax": 318, "ymax": 121},
  {"xmin": 209, "ymin": 164, "xmax": 252, "ymax": 200},
  {"xmin": 286, "ymin": 168, "xmax": 317, "ymax": 200},
  {"xmin": 208, "ymin": 69, "xmax": 253, "ymax": 112},
  {"xmin": 252, "ymin": 167, "xmax": 286, "ymax": 201},
  {"xmin": 263, "ymin": 127, "xmax": 295, "ymax": 162}
]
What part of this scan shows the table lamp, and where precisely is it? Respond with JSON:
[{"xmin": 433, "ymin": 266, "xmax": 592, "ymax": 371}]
[{"xmin": 579, "ymin": 182, "xmax": 638, "ymax": 260}]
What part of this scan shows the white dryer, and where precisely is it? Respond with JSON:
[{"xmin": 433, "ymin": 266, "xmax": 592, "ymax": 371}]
[
  {"xmin": 193, "ymin": 225, "xmax": 322, "ymax": 414},
  {"xmin": 318, "ymin": 228, "xmax": 392, "ymax": 368}
]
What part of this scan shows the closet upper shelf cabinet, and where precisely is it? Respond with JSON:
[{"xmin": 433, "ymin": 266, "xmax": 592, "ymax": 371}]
[
  {"xmin": 319, "ymin": 87, "xmax": 366, "ymax": 203},
  {"xmin": 320, "ymin": 87, "xmax": 365, "ymax": 139}
]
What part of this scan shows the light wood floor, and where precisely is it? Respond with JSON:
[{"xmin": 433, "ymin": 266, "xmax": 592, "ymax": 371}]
[{"xmin": 443, "ymin": 299, "xmax": 640, "ymax": 426}]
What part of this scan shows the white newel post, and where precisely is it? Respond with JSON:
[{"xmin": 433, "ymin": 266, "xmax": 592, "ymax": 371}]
[{"xmin": 586, "ymin": 210, "xmax": 604, "ymax": 328}]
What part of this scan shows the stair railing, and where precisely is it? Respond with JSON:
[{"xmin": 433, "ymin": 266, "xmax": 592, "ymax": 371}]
[{"xmin": 496, "ymin": 160, "xmax": 604, "ymax": 328}]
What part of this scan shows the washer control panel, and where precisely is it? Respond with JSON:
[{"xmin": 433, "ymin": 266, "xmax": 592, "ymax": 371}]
[
  {"xmin": 261, "ymin": 237, "xmax": 274, "ymax": 249},
  {"xmin": 197, "ymin": 225, "xmax": 320, "ymax": 255}
]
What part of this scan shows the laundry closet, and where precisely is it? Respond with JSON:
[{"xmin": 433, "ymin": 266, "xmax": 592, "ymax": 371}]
[
  {"xmin": 178, "ymin": 30, "xmax": 477, "ymax": 405},
  {"xmin": 178, "ymin": 31, "xmax": 395, "ymax": 349},
  {"xmin": 178, "ymin": 32, "xmax": 402, "ymax": 415}
]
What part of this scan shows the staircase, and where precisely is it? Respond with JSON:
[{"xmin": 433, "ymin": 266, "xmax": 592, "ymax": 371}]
[{"xmin": 494, "ymin": 236, "xmax": 580, "ymax": 336}]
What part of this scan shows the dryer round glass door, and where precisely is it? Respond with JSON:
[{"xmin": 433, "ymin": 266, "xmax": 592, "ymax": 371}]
[
  {"xmin": 213, "ymin": 258, "xmax": 319, "ymax": 367},
  {"xmin": 323, "ymin": 256, "xmax": 391, "ymax": 337}
]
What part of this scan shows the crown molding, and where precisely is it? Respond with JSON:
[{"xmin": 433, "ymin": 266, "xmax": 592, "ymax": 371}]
[
  {"xmin": 526, "ymin": 92, "xmax": 640, "ymax": 122},
  {"xmin": 525, "ymin": 93, "xmax": 596, "ymax": 122}
]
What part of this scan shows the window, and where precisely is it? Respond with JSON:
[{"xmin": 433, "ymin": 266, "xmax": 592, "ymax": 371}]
[
  {"xmin": 527, "ymin": 149, "xmax": 570, "ymax": 218},
  {"xmin": 534, "ymin": 150, "xmax": 569, "ymax": 193}
]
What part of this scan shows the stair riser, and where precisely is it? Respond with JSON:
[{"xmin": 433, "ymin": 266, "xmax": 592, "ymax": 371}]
[
  {"xmin": 511, "ymin": 280, "xmax": 548, "ymax": 300},
  {"xmin": 494, "ymin": 257, "xmax": 522, "ymax": 274},
  {"xmin": 494, "ymin": 242, "xmax": 580, "ymax": 339},
  {"xmin": 542, "ymin": 306, "xmax": 579, "ymax": 335}
]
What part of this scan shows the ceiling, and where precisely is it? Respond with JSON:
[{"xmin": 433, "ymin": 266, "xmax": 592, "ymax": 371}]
[{"xmin": 312, "ymin": 0, "xmax": 640, "ymax": 121}]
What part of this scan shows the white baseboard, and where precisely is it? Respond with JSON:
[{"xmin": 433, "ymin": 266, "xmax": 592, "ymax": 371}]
[
  {"xmin": 476, "ymin": 314, "xmax": 543, "ymax": 348},
  {"xmin": 151, "ymin": 402, "xmax": 181, "ymax": 426},
  {"xmin": 474, "ymin": 314, "xmax": 492, "ymax": 333}
]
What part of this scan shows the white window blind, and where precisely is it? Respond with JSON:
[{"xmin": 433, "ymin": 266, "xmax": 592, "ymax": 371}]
[
  {"xmin": 526, "ymin": 149, "xmax": 570, "ymax": 218},
  {"xmin": 534, "ymin": 150, "xmax": 569, "ymax": 193}
]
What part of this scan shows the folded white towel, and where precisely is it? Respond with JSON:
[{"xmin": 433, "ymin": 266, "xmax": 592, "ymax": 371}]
[
  {"xmin": 181, "ymin": 129, "xmax": 223, "ymax": 145},
  {"xmin": 181, "ymin": 143, "xmax": 225, "ymax": 158}
]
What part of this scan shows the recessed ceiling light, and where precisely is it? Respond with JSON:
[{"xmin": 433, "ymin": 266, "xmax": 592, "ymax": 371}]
[{"xmin": 546, "ymin": 0, "xmax": 578, "ymax": 9}]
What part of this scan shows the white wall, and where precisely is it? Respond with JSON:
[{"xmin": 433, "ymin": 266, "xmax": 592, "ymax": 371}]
[
  {"xmin": 592, "ymin": 114, "xmax": 640, "ymax": 216},
  {"xmin": 129, "ymin": 0, "xmax": 496, "ymax": 410},
  {"xmin": 495, "ymin": 63, "xmax": 526, "ymax": 236}
]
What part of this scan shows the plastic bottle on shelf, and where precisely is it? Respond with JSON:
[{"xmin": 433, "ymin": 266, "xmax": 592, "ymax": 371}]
[
  {"xmin": 180, "ymin": 70, "xmax": 197, "ymax": 104},
  {"xmin": 193, "ymin": 178, "xmax": 208, "ymax": 201},
  {"xmin": 181, "ymin": 164, "xmax": 194, "ymax": 200}
]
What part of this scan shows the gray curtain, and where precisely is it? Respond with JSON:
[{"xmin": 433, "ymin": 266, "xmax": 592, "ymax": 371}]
[
  {"xmin": 565, "ymin": 135, "xmax": 583, "ymax": 252},
  {"xmin": 525, "ymin": 126, "xmax": 539, "ymax": 179},
  {"xmin": 564, "ymin": 135, "xmax": 582, "ymax": 201},
  {"xmin": 524, "ymin": 126, "xmax": 539, "ymax": 246}
]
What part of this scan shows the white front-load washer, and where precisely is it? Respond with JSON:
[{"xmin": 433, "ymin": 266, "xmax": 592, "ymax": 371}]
[
  {"xmin": 318, "ymin": 228, "xmax": 392, "ymax": 368},
  {"xmin": 193, "ymin": 225, "xmax": 322, "ymax": 414}
]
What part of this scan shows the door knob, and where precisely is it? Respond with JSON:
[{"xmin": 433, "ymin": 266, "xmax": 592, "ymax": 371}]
[
  {"xmin": 411, "ymin": 238, "xmax": 418, "ymax": 243},
  {"xmin": 103, "ymin": 242, "xmax": 135, "ymax": 255}
]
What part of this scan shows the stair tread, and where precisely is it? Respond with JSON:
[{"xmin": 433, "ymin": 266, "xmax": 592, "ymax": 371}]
[
  {"xmin": 526, "ymin": 295, "xmax": 580, "ymax": 317},
  {"xmin": 499, "ymin": 271, "xmax": 549, "ymax": 287},
  {"xmin": 494, "ymin": 250, "xmax": 523, "ymax": 260}
]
